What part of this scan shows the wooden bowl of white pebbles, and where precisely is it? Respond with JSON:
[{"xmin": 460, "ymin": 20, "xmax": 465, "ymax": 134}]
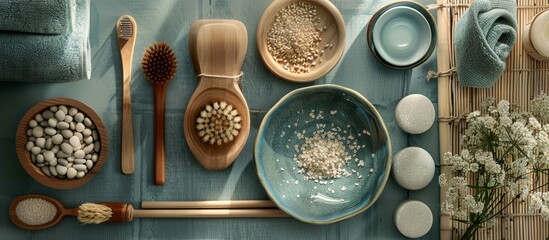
[
  {"xmin": 257, "ymin": 0, "xmax": 346, "ymax": 83},
  {"xmin": 15, "ymin": 98, "xmax": 108, "ymax": 189}
]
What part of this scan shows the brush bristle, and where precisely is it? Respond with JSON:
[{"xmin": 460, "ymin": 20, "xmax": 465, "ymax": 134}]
[
  {"xmin": 142, "ymin": 41, "xmax": 177, "ymax": 85},
  {"xmin": 77, "ymin": 203, "xmax": 112, "ymax": 224},
  {"xmin": 118, "ymin": 17, "xmax": 134, "ymax": 40},
  {"xmin": 196, "ymin": 101, "xmax": 241, "ymax": 146}
]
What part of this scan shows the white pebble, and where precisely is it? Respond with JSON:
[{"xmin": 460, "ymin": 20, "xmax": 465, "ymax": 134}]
[
  {"xmin": 74, "ymin": 132, "xmax": 83, "ymax": 141},
  {"xmin": 68, "ymin": 107, "xmax": 78, "ymax": 116},
  {"xmin": 75, "ymin": 122, "xmax": 85, "ymax": 132},
  {"xmin": 25, "ymin": 141, "xmax": 34, "ymax": 151},
  {"xmin": 48, "ymin": 118, "xmax": 58, "ymax": 128},
  {"xmin": 32, "ymin": 126, "xmax": 44, "ymax": 138},
  {"xmin": 42, "ymin": 110, "xmax": 54, "ymax": 119},
  {"xmin": 44, "ymin": 127, "xmax": 57, "ymax": 136},
  {"xmin": 49, "ymin": 105, "xmax": 58, "ymax": 112},
  {"xmin": 67, "ymin": 156, "xmax": 75, "ymax": 162},
  {"xmin": 85, "ymin": 160, "xmax": 93, "ymax": 170},
  {"xmin": 84, "ymin": 154, "xmax": 91, "ymax": 160},
  {"xmin": 43, "ymin": 151, "xmax": 55, "ymax": 162},
  {"xmin": 41, "ymin": 167, "xmax": 52, "ymax": 177},
  {"xmin": 395, "ymin": 94, "xmax": 435, "ymax": 134},
  {"xmin": 56, "ymin": 165, "xmax": 68, "ymax": 175},
  {"xmin": 56, "ymin": 151, "xmax": 70, "ymax": 158},
  {"xmin": 51, "ymin": 145, "xmax": 59, "ymax": 153},
  {"xmin": 56, "ymin": 122, "xmax": 69, "ymax": 130},
  {"xmin": 58, "ymin": 105, "xmax": 68, "ymax": 114},
  {"xmin": 84, "ymin": 136, "xmax": 93, "ymax": 144},
  {"xmin": 69, "ymin": 136, "xmax": 80, "ymax": 147},
  {"xmin": 61, "ymin": 129, "xmax": 73, "ymax": 138},
  {"xmin": 55, "ymin": 110, "xmax": 65, "ymax": 121},
  {"xmin": 49, "ymin": 158, "xmax": 58, "ymax": 166},
  {"xmin": 64, "ymin": 115, "xmax": 73, "ymax": 123},
  {"xmin": 39, "ymin": 121, "xmax": 48, "ymax": 127},
  {"xmin": 51, "ymin": 134, "xmax": 63, "ymax": 145},
  {"xmin": 60, "ymin": 143, "xmax": 73, "ymax": 155},
  {"xmin": 73, "ymin": 164, "xmax": 86, "ymax": 171},
  {"xmin": 35, "ymin": 113, "xmax": 44, "ymax": 122},
  {"xmin": 92, "ymin": 130, "xmax": 98, "ymax": 140},
  {"xmin": 35, "ymin": 137, "xmax": 45, "ymax": 148},
  {"xmin": 31, "ymin": 154, "xmax": 36, "ymax": 163},
  {"xmin": 91, "ymin": 153, "xmax": 98, "ymax": 162},
  {"xmin": 45, "ymin": 138, "xmax": 53, "ymax": 149},
  {"xmin": 67, "ymin": 167, "xmax": 77, "ymax": 179},
  {"xmin": 93, "ymin": 142, "xmax": 100, "ymax": 152},
  {"xmin": 76, "ymin": 171, "xmax": 85, "ymax": 178},
  {"xmin": 31, "ymin": 146, "xmax": 41, "ymax": 155},
  {"xmin": 74, "ymin": 150, "xmax": 85, "ymax": 159},
  {"xmin": 74, "ymin": 158, "xmax": 86, "ymax": 164},
  {"xmin": 28, "ymin": 119, "xmax": 38, "ymax": 128},
  {"xmin": 49, "ymin": 166, "xmax": 58, "ymax": 176},
  {"xmin": 69, "ymin": 122, "xmax": 75, "ymax": 130},
  {"xmin": 82, "ymin": 129, "xmax": 91, "ymax": 137},
  {"xmin": 57, "ymin": 159, "xmax": 69, "ymax": 166},
  {"xmin": 83, "ymin": 118, "xmax": 92, "ymax": 127},
  {"xmin": 83, "ymin": 143, "xmax": 94, "ymax": 154},
  {"xmin": 394, "ymin": 200, "xmax": 433, "ymax": 238},
  {"xmin": 74, "ymin": 112, "xmax": 84, "ymax": 122},
  {"xmin": 36, "ymin": 154, "xmax": 44, "ymax": 163},
  {"xmin": 392, "ymin": 147, "xmax": 435, "ymax": 190}
]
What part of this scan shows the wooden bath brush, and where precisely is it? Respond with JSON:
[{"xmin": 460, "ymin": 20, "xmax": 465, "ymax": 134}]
[
  {"xmin": 184, "ymin": 19, "xmax": 250, "ymax": 170},
  {"xmin": 142, "ymin": 41, "xmax": 177, "ymax": 184}
]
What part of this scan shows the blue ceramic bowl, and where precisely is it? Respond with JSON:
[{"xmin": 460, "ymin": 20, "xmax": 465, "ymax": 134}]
[
  {"xmin": 255, "ymin": 84, "xmax": 392, "ymax": 224},
  {"xmin": 367, "ymin": 1, "xmax": 437, "ymax": 69}
]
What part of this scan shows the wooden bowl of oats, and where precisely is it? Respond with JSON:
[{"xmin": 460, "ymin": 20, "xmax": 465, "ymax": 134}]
[{"xmin": 256, "ymin": 0, "xmax": 346, "ymax": 83}]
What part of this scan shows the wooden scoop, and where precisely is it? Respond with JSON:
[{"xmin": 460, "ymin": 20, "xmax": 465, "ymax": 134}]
[{"xmin": 184, "ymin": 20, "xmax": 250, "ymax": 170}]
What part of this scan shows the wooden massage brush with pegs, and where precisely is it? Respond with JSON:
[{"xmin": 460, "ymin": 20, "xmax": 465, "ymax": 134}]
[{"xmin": 184, "ymin": 19, "xmax": 250, "ymax": 170}]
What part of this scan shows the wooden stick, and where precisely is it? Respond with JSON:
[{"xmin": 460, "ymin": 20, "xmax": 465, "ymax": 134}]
[
  {"xmin": 132, "ymin": 209, "xmax": 288, "ymax": 218},
  {"xmin": 141, "ymin": 200, "xmax": 277, "ymax": 209}
]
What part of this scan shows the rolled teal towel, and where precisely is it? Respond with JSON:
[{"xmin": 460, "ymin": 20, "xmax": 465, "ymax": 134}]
[
  {"xmin": 0, "ymin": 0, "xmax": 71, "ymax": 34},
  {"xmin": 0, "ymin": 0, "xmax": 90, "ymax": 82},
  {"xmin": 454, "ymin": 0, "xmax": 517, "ymax": 88}
]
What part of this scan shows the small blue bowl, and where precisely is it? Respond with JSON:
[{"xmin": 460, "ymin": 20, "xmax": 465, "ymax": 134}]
[
  {"xmin": 255, "ymin": 84, "xmax": 392, "ymax": 224},
  {"xmin": 367, "ymin": 1, "xmax": 437, "ymax": 69}
]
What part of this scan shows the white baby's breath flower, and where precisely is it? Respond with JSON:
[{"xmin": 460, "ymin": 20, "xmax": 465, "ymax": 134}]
[
  {"xmin": 497, "ymin": 100, "xmax": 510, "ymax": 116},
  {"xmin": 439, "ymin": 173, "xmax": 447, "ymax": 187}
]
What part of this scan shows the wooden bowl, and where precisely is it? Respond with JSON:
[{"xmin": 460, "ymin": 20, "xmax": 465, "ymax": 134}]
[
  {"xmin": 15, "ymin": 98, "xmax": 109, "ymax": 189},
  {"xmin": 256, "ymin": 0, "xmax": 346, "ymax": 83}
]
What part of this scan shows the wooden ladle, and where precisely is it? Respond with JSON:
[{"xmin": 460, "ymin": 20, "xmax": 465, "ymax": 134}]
[{"xmin": 184, "ymin": 20, "xmax": 250, "ymax": 170}]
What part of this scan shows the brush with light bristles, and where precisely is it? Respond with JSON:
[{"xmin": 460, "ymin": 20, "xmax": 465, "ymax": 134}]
[
  {"xmin": 142, "ymin": 41, "xmax": 177, "ymax": 185},
  {"xmin": 117, "ymin": 15, "xmax": 137, "ymax": 175},
  {"xmin": 184, "ymin": 19, "xmax": 251, "ymax": 170},
  {"xmin": 196, "ymin": 101, "xmax": 242, "ymax": 145},
  {"xmin": 9, "ymin": 195, "xmax": 287, "ymax": 230}
]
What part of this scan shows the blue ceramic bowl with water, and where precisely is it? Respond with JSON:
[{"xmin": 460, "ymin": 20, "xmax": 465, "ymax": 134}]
[
  {"xmin": 367, "ymin": 1, "xmax": 437, "ymax": 69},
  {"xmin": 254, "ymin": 84, "xmax": 392, "ymax": 224}
]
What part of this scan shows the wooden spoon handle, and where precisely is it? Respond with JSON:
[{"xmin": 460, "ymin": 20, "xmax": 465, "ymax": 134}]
[{"xmin": 153, "ymin": 84, "xmax": 167, "ymax": 185}]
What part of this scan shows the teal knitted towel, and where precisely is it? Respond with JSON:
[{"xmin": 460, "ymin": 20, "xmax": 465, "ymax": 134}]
[
  {"xmin": 0, "ymin": 0, "xmax": 90, "ymax": 82},
  {"xmin": 454, "ymin": 0, "xmax": 517, "ymax": 88},
  {"xmin": 0, "ymin": 0, "xmax": 71, "ymax": 34}
]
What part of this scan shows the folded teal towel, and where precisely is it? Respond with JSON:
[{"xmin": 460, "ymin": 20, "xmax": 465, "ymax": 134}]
[
  {"xmin": 454, "ymin": 0, "xmax": 517, "ymax": 88},
  {"xmin": 0, "ymin": 0, "xmax": 90, "ymax": 82},
  {"xmin": 0, "ymin": 0, "xmax": 71, "ymax": 34}
]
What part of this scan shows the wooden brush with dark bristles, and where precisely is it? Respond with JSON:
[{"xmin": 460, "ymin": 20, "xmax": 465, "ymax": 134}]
[{"xmin": 142, "ymin": 41, "xmax": 177, "ymax": 185}]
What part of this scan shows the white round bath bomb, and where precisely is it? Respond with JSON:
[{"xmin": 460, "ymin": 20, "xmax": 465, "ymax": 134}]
[
  {"xmin": 392, "ymin": 147, "xmax": 434, "ymax": 190},
  {"xmin": 395, "ymin": 94, "xmax": 435, "ymax": 134},
  {"xmin": 394, "ymin": 200, "xmax": 433, "ymax": 238}
]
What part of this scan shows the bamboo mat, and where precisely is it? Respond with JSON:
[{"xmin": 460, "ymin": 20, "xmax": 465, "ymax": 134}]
[{"xmin": 435, "ymin": 0, "xmax": 549, "ymax": 239}]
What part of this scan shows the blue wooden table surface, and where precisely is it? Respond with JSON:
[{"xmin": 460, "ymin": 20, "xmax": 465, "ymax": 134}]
[{"xmin": 0, "ymin": 0, "xmax": 440, "ymax": 239}]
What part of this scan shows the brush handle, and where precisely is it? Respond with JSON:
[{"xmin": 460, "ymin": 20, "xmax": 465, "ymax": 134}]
[
  {"xmin": 153, "ymin": 84, "xmax": 167, "ymax": 185},
  {"xmin": 141, "ymin": 200, "xmax": 277, "ymax": 209},
  {"xmin": 118, "ymin": 16, "xmax": 136, "ymax": 175},
  {"xmin": 132, "ymin": 209, "xmax": 287, "ymax": 218}
]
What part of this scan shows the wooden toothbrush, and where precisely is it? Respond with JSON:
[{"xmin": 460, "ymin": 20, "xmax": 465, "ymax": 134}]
[
  {"xmin": 117, "ymin": 15, "xmax": 137, "ymax": 175},
  {"xmin": 142, "ymin": 42, "xmax": 177, "ymax": 185}
]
